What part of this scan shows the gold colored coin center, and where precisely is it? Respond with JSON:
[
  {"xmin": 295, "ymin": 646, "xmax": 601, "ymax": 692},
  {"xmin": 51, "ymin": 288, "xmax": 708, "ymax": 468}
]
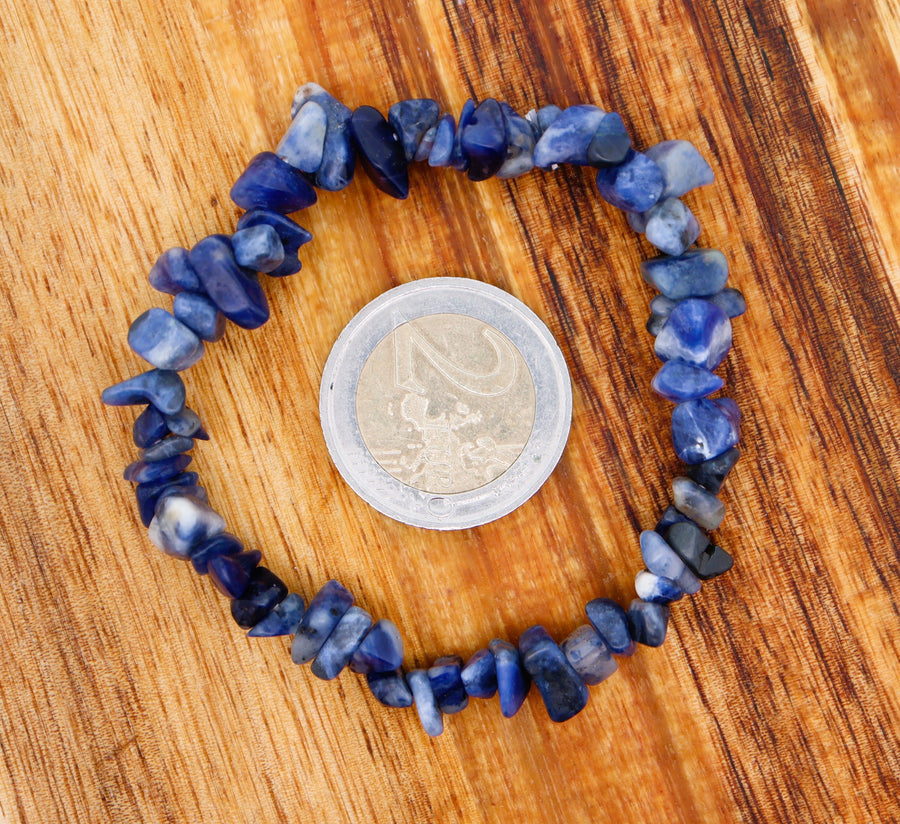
[{"xmin": 355, "ymin": 313, "xmax": 536, "ymax": 494}]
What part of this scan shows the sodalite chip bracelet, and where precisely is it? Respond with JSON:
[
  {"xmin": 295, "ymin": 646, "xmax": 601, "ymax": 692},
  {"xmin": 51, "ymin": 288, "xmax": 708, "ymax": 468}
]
[{"xmin": 102, "ymin": 83, "xmax": 745, "ymax": 736}]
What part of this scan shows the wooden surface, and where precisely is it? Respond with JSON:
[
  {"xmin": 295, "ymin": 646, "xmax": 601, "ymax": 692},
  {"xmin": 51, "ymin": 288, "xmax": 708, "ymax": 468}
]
[{"xmin": 1, "ymin": 0, "xmax": 899, "ymax": 821}]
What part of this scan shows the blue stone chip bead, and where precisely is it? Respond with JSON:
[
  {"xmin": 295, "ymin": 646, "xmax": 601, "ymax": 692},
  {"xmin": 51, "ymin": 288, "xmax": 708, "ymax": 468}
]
[
  {"xmin": 489, "ymin": 639, "xmax": 530, "ymax": 718},
  {"xmin": 189, "ymin": 235, "xmax": 269, "ymax": 330},
  {"xmin": 428, "ymin": 113, "xmax": 456, "ymax": 167},
  {"xmin": 450, "ymin": 98, "xmax": 474, "ymax": 172},
  {"xmin": 148, "ymin": 247, "xmax": 202, "ymax": 295},
  {"xmin": 709, "ymin": 287, "xmax": 747, "ymax": 319},
  {"xmin": 635, "ymin": 570, "xmax": 684, "ymax": 604},
  {"xmin": 655, "ymin": 299, "xmax": 732, "ymax": 370},
  {"xmin": 533, "ymin": 104, "xmax": 606, "ymax": 168},
  {"xmin": 644, "ymin": 139, "xmax": 714, "ymax": 198},
  {"xmin": 461, "ymin": 98, "xmax": 507, "ymax": 181},
  {"xmin": 526, "ymin": 104, "xmax": 563, "ymax": 137},
  {"xmin": 173, "ymin": 291, "xmax": 227, "ymax": 343},
  {"xmin": 585, "ymin": 598, "xmax": 636, "ymax": 656},
  {"xmin": 654, "ymin": 505, "xmax": 695, "ymax": 535},
  {"xmin": 641, "ymin": 249, "xmax": 729, "ymax": 300},
  {"xmin": 627, "ymin": 600, "xmax": 670, "ymax": 647},
  {"xmin": 413, "ymin": 124, "xmax": 438, "ymax": 161},
  {"xmin": 639, "ymin": 530, "xmax": 701, "ymax": 595},
  {"xmin": 673, "ymin": 476, "xmax": 725, "ymax": 530},
  {"xmin": 209, "ymin": 550, "xmax": 263, "ymax": 599},
  {"xmin": 135, "ymin": 471, "xmax": 200, "ymax": 527},
  {"xmin": 595, "ymin": 149, "xmax": 665, "ymax": 213},
  {"xmin": 148, "ymin": 494, "xmax": 226, "ymax": 559},
  {"xmin": 664, "ymin": 521, "xmax": 710, "ymax": 576},
  {"xmin": 696, "ymin": 545, "xmax": 734, "ymax": 580},
  {"xmin": 560, "ymin": 625, "xmax": 618, "ymax": 686},
  {"xmin": 133, "ymin": 404, "xmax": 168, "ymax": 448},
  {"xmin": 102, "ymin": 369, "xmax": 185, "ymax": 415},
  {"xmin": 229, "ymin": 151, "xmax": 318, "ymax": 214},
  {"xmin": 646, "ymin": 313, "xmax": 667, "ymax": 336},
  {"xmin": 651, "ymin": 360, "xmax": 724, "ymax": 402},
  {"xmin": 349, "ymin": 105, "xmax": 410, "ymax": 199},
  {"xmin": 672, "ymin": 397, "xmax": 741, "ymax": 464},
  {"xmin": 276, "ymin": 99, "xmax": 327, "ymax": 173},
  {"xmin": 407, "ymin": 669, "xmax": 444, "ymax": 737},
  {"xmin": 587, "ymin": 112, "xmax": 631, "ymax": 166},
  {"xmin": 650, "ymin": 295, "xmax": 678, "ymax": 318},
  {"xmin": 236, "ymin": 210, "xmax": 312, "ymax": 278},
  {"xmin": 189, "ymin": 531, "xmax": 243, "ymax": 574},
  {"xmin": 686, "ymin": 446, "xmax": 740, "ymax": 494},
  {"xmin": 140, "ymin": 434, "xmax": 194, "ymax": 462},
  {"xmin": 231, "ymin": 567, "xmax": 288, "ymax": 629},
  {"xmin": 123, "ymin": 453, "xmax": 192, "ymax": 484},
  {"xmin": 248, "ymin": 592, "xmax": 305, "ymax": 637},
  {"xmin": 428, "ymin": 656, "xmax": 469, "ymax": 714},
  {"xmin": 311, "ymin": 606, "xmax": 373, "ymax": 681},
  {"xmin": 231, "ymin": 225, "xmax": 285, "ymax": 274},
  {"xmin": 496, "ymin": 102, "xmax": 535, "ymax": 179},
  {"xmin": 367, "ymin": 669, "xmax": 414, "ymax": 708},
  {"xmin": 388, "ymin": 98, "xmax": 440, "ymax": 162},
  {"xmin": 519, "ymin": 626, "xmax": 589, "ymax": 723},
  {"xmin": 349, "ymin": 618, "xmax": 404, "ymax": 674},
  {"xmin": 291, "ymin": 580, "xmax": 354, "ymax": 665},
  {"xmin": 164, "ymin": 407, "xmax": 208, "ymax": 439},
  {"xmin": 643, "ymin": 198, "xmax": 701, "ymax": 256},
  {"xmin": 289, "ymin": 83, "xmax": 356, "ymax": 191},
  {"xmin": 461, "ymin": 648, "xmax": 497, "ymax": 699},
  {"xmin": 128, "ymin": 308, "xmax": 204, "ymax": 371}
]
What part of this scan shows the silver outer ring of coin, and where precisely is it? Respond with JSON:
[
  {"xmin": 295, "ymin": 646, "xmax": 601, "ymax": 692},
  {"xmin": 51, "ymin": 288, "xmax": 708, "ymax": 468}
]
[{"xmin": 319, "ymin": 277, "xmax": 573, "ymax": 530}]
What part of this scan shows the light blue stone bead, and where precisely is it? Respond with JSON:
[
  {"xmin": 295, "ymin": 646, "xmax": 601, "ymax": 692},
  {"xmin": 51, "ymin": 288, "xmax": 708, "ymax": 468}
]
[
  {"xmin": 413, "ymin": 124, "xmax": 438, "ymax": 161},
  {"xmin": 101, "ymin": 369, "xmax": 185, "ymax": 415},
  {"xmin": 428, "ymin": 114, "xmax": 455, "ymax": 167},
  {"xmin": 655, "ymin": 299, "xmax": 732, "ymax": 370},
  {"xmin": 164, "ymin": 407, "xmax": 207, "ymax": 439},
  {"xmin": 496, "ymin": 102, "xmax": 535, "ymax": 179},
  {"xmin": 644, "ymin": 139, "xmax": 714, "ymax": 198},
  {"xmin": 673, "ymin": 476, "xmax": 726, "ymax": 530},
  {"xmin": 533, "ymin": 104, "xmax": 606, "ymax": 168},
  {"xmin": 311, "ymin": 605, "xmax": 373, "ymax": 680},
  {"xmin": 643, "ymin": 198, "xmax": 701, "ymax": 256},
  {"xmin": 628, "ymin": 209, "xmax": 649, "ymax": 233},
  {"xmin": 646, "ymin": 313, "xmax": 667, "ymax": 336},
  {"xmin": 640, "ymin": 530, "xmax": 701, "ymax": 595},
  {"xmin": 489, "ymin": 639, "xmax": 530, "ymax": 718},
  {"xmin": 672, "ymin": 397, "xmax": 741, "ymax": 464},
  {"xmin": 349, "ymin": 618, "xmax": 404, "ymax": 674},
  {"xmin": 247, "ymin": 592, "xmax": 305, "ymax": 637},
  {"xmin": 148, "ymin": 247, "xmax": 202, "ymax": 295},
  {"xmin": 173, "ymin": 291, "xmax": 226, "ymax": 343},
  {"xmin": 641, "ymin": 249, "xmax": 729, "ymax": 300},
  {"xmin": 367, "ymin": 669, "xmax": 414, "ymax": 708},
  {"xmin": 461, "ymin": 648, "xmax": 497, "ymax": 698},
  {"xmin": 560, "ymin": 625, "xmax": 617, "ymax": 686},
  {"xmin": 388, "ymin": 98, "xmax": 440, "ymax": 162},
  {"xmin": 586, "ymin": 112, "xmax": 631, "ymax": 166},
  {"xmin": 148, "ymin": 494, "xmax": 225, "ymax": 559},
  {"xmin": 584, "ymin": 598, "xmax": 635, "ymax": 656},
  {"xmin": 650, "ymin": 295, "xmax": 678, "ymax": 317},
  {"xmin": 627, "ymin": 600, "xmax": 670, "ymax": 647},
  {"xmin": 236, "ymin": 210, "xmax": 312, "ymax": 278},
  {"xmin": 651, "ymin": 360, "xmax": 724, "ymax": 402},
  {"xmin": 231, "ymin": 225, "xmax": 285, "ymax": 274},
  {"xmin": 407, "ymin": 669, "xmax": 443, "ymax": 736},
  {"xmin": 290, "ymin": 83, "xmax": 356, "ymax": 191},
  {"xmin": 595, "ymin": 149, "xmax": 665, "ymax": 213},
  {"xmin": 519, "ymin": 626, "xmax": 589, "ymax": 723},
  {"xmin": 429, "ymin": 655, "xmax": 469, "ymax": 714},
  {"xmin": 635, "ymin": 570, "xmax": 684, "ymax": 604},
  {"xmin": 291, "ymin": 580, "xmax": 354, "ymax": 665},
  {"xmin": 525, "ymin": 105, "xmax": 563, "ymax": 138},
  {"xmin": 140, "ymin": 434, "xmax": 194, "ymax": 462},
  {"xmin": 277, "ymin": 99, "xmax": 327, "ymax": 173},
  {"xmin": 128, "ymin": 308, "xmax": 204, "ymax": 371},
  {"xmin": 710, "ymin": 287, "xmax": 747, "ymax": 318}
]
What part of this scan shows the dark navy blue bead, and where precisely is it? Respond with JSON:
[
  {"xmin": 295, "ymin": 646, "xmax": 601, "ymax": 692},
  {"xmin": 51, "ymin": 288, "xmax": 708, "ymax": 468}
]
[
  {"xmin": 289, "ymin": 83, "xmax": 356, "ymax": 191},
  {"xmin": 236, "ymin": 210, "xmax": 312, "ymax": 278},
  {"xmin": 229, "ymin": 151, "xmax": 317, "ymax": 214},
  {"xmin": 710, "ymin": 287, "xmax": 747, "ymax": 318},
  {"xmin": 311, "ymin": 606, "xmax": 373, "ymax": 680},
  {"xmin": 164, "ymin": 407, "xmax": 208, "ymax": 440},
  {"xmin": 277, "ymin": 99, "xmax": 327, "ymax": 173},
  {"xmin": 102, "ymin": 369, "xmax": 185, "ymax": 415},
  {"xmin": 533, "ymin": 104, "xmax": 605, "ymax": 168},
  {"xmin": 651, "ymin": 360, "xmax": 724, "ymax": 402},
  {"xmin": 428, "ymin": 114, "xmax": 456, "ymax": 167},
  {"xmin": 587, "ymin": 112, "xmax": 631, "ymax": 166},
  {"xmin": 428, "ymin": 656, "xmax": 468, "ymax": 714},
  {"xmin": 135, "ymin": 471, "xmax": 200, "ymax": 527},
  {"xmin": 247, "ymin": 592, "xmax": 305, "ymax": 637},
  {"xmin": 209, "ymin": 550, "xmax": 262, "ymax": 599},
  {"xmin": 461, "ymin": 98, "xmax": 507, "ymax": 181},
  {"xmin": 519, "ymin": 626, "xmax": 589, "ymax": 723},
  {"xmin": 148, "ymin": 247, "xmax": 202, "ymax": 295},
  {"xmin": 230, "ymin": 225, "xmax": 284, "ymax": 273},
  {"xmin": 627, "ymin": 600, "xmax": 670, "ymax": 647},
  {"xmin": 291, "ymin": 580, "xmax": 354, "ymax": 665},
  {"xmin": 349, "ymin": 618, "xmax": 404, "ymax": 674},
  {"xmin": 686, "ymin": 446, "xmax": 740, "ymax": 494},
  {"xmin": 654, "ymin": 504, "xmax": 695, "ymax": 535},
  {"xmin": 697, "ymin": 544, "xmax": 734, "ymax": 580},
  {"xmin": 230, "ymin": 567, "xmax": 288, "ymax": 629},
  {"xmin": 123, "ymin": 453, "xmax": 192, "ymax": 484},
  {"xmin": 595, "ymin": 149, "xmax": 664, "ymax": 213},
  {"xmin": 407, "ymin": 669, "xmax": 443, "ymax": 736},
  {"xmin": 461, "ymin": 649, "xmax": 497, "ymax": 699},
  {"xmin": 140, "ymin": 435, "xmax": 193, "ymax": 462},
  {"xmin": 133, "ymin": 404, "xmax": 168, "ymax": 448},
  {"xmin": 644, "ymin": 139, "xmax": 714, "ymax": 198},
  {"xmin": 489, "ymin": 639, "xmax": 530, "ymax": 718},
  {"xmin": 560, "ymin": 625, "xmax": 617, "ymax": 686},
  {"xmin": 189, "ymin": 235, "xmax": 269, "ymax": 330},
  {"xmin": 635, "ymin": 570, "xmax": 684, "ymax": 604},
  {"xmin": 349, "ymin": 105, "xmax": 409, "ymax": 199},
  {"xmin": 665, "ymin": 521, "xmax": 710, "ymax": 576},
  {"xmin": 189, "ymin": 531, "xmax": 243, "ymax": 574},
  {"xmin": 655, "ymin": 299, "xmax": 732, "ymax": 370},
  {"xmin": 672, "ymin": 397, "xmax": 741, "ymax": 464},
  {"xmin": 450, "ymin": 99, "xmax": 474, "ymax": 172},
  {"xmin": 496, "ymin": 102, "xmax": 535, "ymax": 179},
  {"xmin": 388, "ymin": 98, "xmax": 440, "ymax": 162},
  {"xmin": 641, "ymin": 249, "xmax": 729, "ymax": 300},
  {"xmin": 367, "ymin": 669, "xmax": 414, "ymax": 708},
  {"xmin": 173, "ymin": 291, "xmax": 226, "ymax": 343},
  {"xmin": 584, "ymin": 598, "xmax": 636, "ymax": 656},
  {"xmin": 128, "ymin": 308, "xmax": 204, "ymax": 371}
]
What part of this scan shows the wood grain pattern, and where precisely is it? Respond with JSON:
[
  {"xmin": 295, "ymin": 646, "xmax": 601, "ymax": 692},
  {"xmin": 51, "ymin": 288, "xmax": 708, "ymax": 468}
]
[{"xmin": 1, "ymin": 0, "xmax": 898, "ymax": 821}]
